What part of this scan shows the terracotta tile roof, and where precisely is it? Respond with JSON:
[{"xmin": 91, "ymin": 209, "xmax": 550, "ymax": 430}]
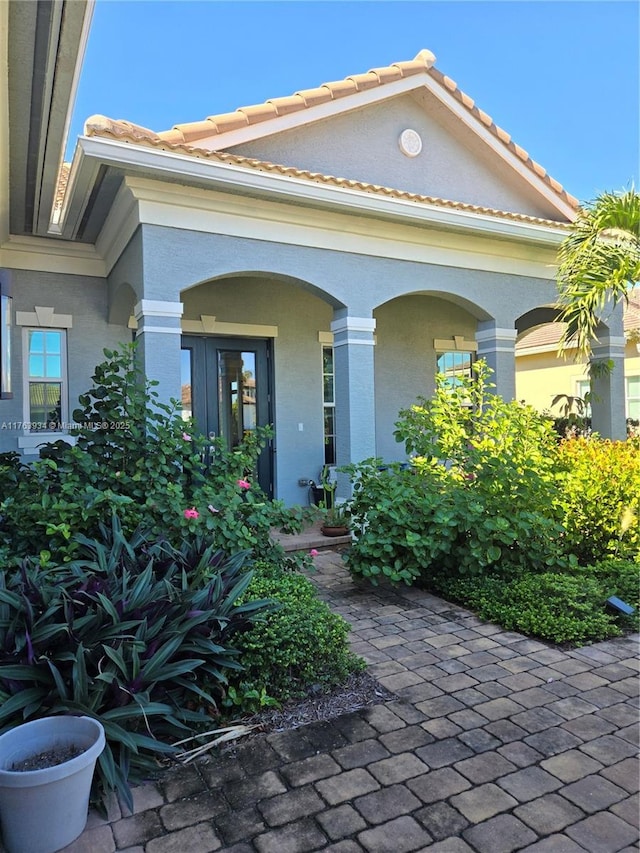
[
  {"xmin": 53, "ymin": 162, "xmax": 71, "ymax": 213},
  {"xmin": 84, "ymin": 113, "xmax": 573, "ymax": 229},
  {"xmin": 83, "ymin": 51, "xmax": 577, "ymax": 215},
  {"xmin": 517, "ymin": 292, "xmax": 640, "ymax": 351},
  {"xmin": 142, "ymin": 49, "xmax": 577, "ymax": 210}
]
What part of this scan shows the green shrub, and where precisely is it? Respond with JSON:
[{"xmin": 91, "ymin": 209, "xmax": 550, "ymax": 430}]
[
  {"xmin": 557, "ymin": 438, "xmax": 640, "ymax": 562},
  {"xmin": 0, "ymin": 515, "xmax": 271, "ymax": 808},
  {"xmin": 346, "ymin": 362, "xmax": 573, "ymax": 585},
  {"xmin": 0, "ymin": 344, "xmax": 307, "ymax": 566},
  {"xmin": 229, "ymin": 562, "xmax": 365, "ymax": 702}
]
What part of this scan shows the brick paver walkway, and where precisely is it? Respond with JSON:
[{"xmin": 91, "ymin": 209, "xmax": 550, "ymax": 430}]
[{"xmin": 61, "ymin": 550, "xmax": 638, "ymax": 853}]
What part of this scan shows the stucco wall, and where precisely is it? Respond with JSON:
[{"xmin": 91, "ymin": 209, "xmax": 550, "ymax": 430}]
[
  {"xmin": 516, "ymin": 343, "xmax": 640, "ymax": 416},
  {"xmin": 140, "ymin": 223, "xmax": 560, "ymax": 504},
  {"xmin": 0, "ymin": 269, "xmax": 129, "ymax": 455},
  {"xmin": 374, "ymin": 295, "xmax": 477, "ymax": 461},
  {"xmin": 229, "ymin": 94, "xmax": 561, "ymax": 220}
]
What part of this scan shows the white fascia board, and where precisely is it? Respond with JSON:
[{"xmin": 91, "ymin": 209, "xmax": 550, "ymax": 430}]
[
  {"xmin": 0, "ymin": 234, "xmax": 105, "ymax": 276},
  {"xmin": 414, "ymin": 78, "xmax": 578, "ymax": 222},
  {"xmin": 189, "ymin": 75, "xmax": 429, "ymax": 148},
  {"xmin": 57, "ymin": 140, "xmax": 105, "ymax": 239},
  {"xmin": 96, "ymin": 180, "xmax": 140, "ymax": 273},
  {"xmin": 70, "ymin": 136, "xmax": 569, "ymax": 250}
]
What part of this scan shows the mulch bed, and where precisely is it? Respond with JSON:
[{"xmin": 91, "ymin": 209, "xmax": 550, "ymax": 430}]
[{"xmin": 244, "ymin": 671, "xmax": 397, "ymax": 734}]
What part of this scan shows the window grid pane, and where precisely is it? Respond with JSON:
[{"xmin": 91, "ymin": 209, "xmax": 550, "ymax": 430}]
[
  {"xmin": 323, "ymin": 346, "xmax": 336, "ymax": 465},
  {"xmin": 436, "ymin": 351, "xmax": 474, "ymax": 387},
  {"xmin": 28, "ymin": 330, "xmax": 63, "ymax": 380},
  {"xmin": 627, "ymin": 376, "xmax": 640, "ymax": 419},
  {"xmin": 29, "ymin": 382, "xmax": 62, "ymax": 429}
]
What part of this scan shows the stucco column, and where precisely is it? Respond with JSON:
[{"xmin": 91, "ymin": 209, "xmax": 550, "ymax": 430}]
[
  {"xmin": 590, "ymin": 333, "xmax": 627, "ymax": 440},
  {"xmin": 134, "ymin": 300, "xmax": 183, "ymax": 408},
  {"xmin": 476, "ymin": 322, "xmax": 518, "ymax": 400},
  {"xmin": 330, "ymin": 313, "xmax": 376, "ymax": 489}
]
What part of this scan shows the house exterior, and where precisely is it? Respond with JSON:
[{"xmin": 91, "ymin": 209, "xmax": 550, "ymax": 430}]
[
  {"xmin": 516, "ymin": 293, "xmax": 640, "ymax": 427},
  {"xmin": 0, "ymin": 0, "xmax": 628, "ymax": 505}
]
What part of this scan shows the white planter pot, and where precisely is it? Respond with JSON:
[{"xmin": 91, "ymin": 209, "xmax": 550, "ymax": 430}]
[{"xmin": 0, "ymin": 715, "xmax": 105, "ymax": 853}]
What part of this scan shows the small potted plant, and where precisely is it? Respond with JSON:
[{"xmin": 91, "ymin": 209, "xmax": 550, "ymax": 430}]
[{"xmin": 320, "ymin": 501, "xmax": 352, "ymax": 537}]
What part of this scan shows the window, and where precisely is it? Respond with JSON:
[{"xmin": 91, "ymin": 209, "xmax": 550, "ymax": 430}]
[
  {"xmin": 436, "ymin": 351, "xmax": 474, "ymax": 387},
  {"xmin": 575, "ymin": 378, "xmax": 592, "ymax": 416},
  {"xmin": 322, "ymin": 345, "xmax": 336, "ymax": 465},
  {"xmin": 0, "ymin": 272, "xmax": 11, "ymax": 399},
  {"xmin": 24, "ymin": 329, "xmax": 66, "ymax": 430},
  {"xmin": 627, "ymin": 376, "xmax": 640, "ymax": 420}
]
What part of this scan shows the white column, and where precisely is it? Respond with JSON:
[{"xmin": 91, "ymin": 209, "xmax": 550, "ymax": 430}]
[
  {"xmin": 476, "ymin": 322, "xmax": 518, "ymax": 400},
  {"xmin": 134, "ymin": 300, "xmax": 183, "ymax": 408},
  {"xmin": 330, "ymin": 313, "xmax": 377, "ymax": 486}
]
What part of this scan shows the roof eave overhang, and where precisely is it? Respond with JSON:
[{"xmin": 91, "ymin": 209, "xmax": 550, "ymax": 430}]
[{"xmin": 60, "ymin": 136, "xmax": 570, "ymax": 249}]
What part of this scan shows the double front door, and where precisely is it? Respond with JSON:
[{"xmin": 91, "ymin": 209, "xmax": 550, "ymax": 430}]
[{"xmin": 181, "ymin": 336, "xmax": 273, "ymax": 496}]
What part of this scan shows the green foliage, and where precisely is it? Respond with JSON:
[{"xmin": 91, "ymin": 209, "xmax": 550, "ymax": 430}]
[
  {"xmin": 556, "ymin": 187, "xmax": 640, "ymax": 357},
  {"xmin": 0, "ymin": 344, "xmax": 306, "ymax": 566},
  {"xmin": 434, "ymin": 572, "xmax": 621, "ymax": 644},
  {"xmin": 345, "ymin": 362, "xmax": 573, "ymax": 585},
  {"xmin": 229, "ymin": 562, "xmax": 365, "ymax": 702},
  {"xmin": 557, "ymin": 437, "xmax": 640, "ymax": 562},
  {"xmin": 571, "ymin": 557, "xmax": 640, "ymax": 633},
  {"xmin": 0, "ymin": 515, "xmax": 270, "ymax": 809},
  {"xmin": 433, "ymin": 554, "xmax": 639, "ymax": 644}
]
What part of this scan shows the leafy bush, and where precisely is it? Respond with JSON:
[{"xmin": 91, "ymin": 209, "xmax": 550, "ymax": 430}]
[
  {"xmin": 229, "ymin": 562, "xmax": 365, "ymax": 702},
  {"xmin": 557, "ymin": 437, "xmax": 640, "ymax": 562},
  {"xmin": 0, "ymin": 344, "xmax": 306, "ymax": 566},
  {"xmin": 571, "ymin": 557, "xmax": 640, "ymax": 633},
  {"xmin": 346, "ymin": 362, "xmax": 573, "ymax": 585},
  {"xmin": 0, "ymin": 515, "xmax": 271, "ymax": 808}
]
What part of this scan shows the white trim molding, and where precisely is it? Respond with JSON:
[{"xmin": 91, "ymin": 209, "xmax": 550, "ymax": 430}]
[
  {"xmin": 181, "ymin": 315, "xmax": 278, "ymax": 337},
  {"xmin": 330, "ymin": 316, "xmax": 377, "ymax": 335},
  {"xmin": 476, "ymin": 327, "xmax": 518, "ymax": 343},
  {"xmin": 15, "ymin": 306, "xmax": 73, "ymax": 328},
  {"xmin": 135, "ymin": 325, "xmax": 182, "ymax": 336},
  {"xmin": 434, "ymin": 335, "xmax": 478, "ymax": 352},
  {"xmin": 134, "ymin": 300, "xmax": 184, "ymax": 319}
]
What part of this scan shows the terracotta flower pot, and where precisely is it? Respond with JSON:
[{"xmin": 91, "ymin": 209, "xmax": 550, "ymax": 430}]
[{"xmin": 321, "ymin": 525, "xmax": 350, "ymax": 537}]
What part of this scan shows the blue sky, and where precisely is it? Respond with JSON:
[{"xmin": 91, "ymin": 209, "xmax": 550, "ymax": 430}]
[{"xmin": 69, "ymin": 0, "xmax": 639, "ymax": 205}]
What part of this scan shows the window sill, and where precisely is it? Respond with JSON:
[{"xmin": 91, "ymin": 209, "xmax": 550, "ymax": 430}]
[{"xmin": 18, "ymin": 433, "xmax": 77, "ymax": 455}]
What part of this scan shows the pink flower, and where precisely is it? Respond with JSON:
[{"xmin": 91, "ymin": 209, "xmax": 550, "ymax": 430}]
[
  {"xmin": 183, "ymin": 508, "xmax": 199, "ymax": 519},
  {"xmin": 182, "ymin": 432, "xmax": 192, "ymax": 441},
  {"xmin": 237, "ymin": 479, "xmax": 250, "ymax": 490},
  {"xmin": 309, "ymin": 549, "xmax": 319, "ymax": 557},
  {"xmin": 465, "ymin": 473, "xmax": 476, "ymax": 481}
]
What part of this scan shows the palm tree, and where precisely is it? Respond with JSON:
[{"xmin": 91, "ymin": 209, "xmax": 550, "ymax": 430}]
[{"xmin": 556, "ymin": 187, "xmax": 640, "ymax": 357}]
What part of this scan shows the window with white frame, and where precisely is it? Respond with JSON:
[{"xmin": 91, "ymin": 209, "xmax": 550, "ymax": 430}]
[
  {"xmin": 575, "ymin": 378, "xmax": 592, "ymax": 416},
  {"xmin": 322, "ymin": 345, "xmax": 336, "ymax": 465},
  {"xmin": 0, "ymin": 271, "xmax": 12, "ymax": 399},
  {"xmin": 24, "ymin": 329, "xmax": 67, "ymax": 430},
  {"xmin": 627, "ymin": 376, "xmax": 640, "ymax": 420},
  {"xmin": 436, "ymin": 350, "xmax": 474, "ymax": 387}
]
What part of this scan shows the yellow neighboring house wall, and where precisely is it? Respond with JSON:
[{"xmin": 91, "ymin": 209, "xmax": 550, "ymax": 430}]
[{"xmin": 515, "ymin": 294, "xmax": 640, "ymax": 422}]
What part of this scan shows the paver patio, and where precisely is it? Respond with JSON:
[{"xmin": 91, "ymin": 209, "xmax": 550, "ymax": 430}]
[{"xmin": 57, "ymin": 549, "xmax": 639, "ymax": 852}]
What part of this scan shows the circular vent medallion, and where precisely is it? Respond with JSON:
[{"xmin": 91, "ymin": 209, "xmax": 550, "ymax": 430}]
[{"xmin": 399, "ymin": 128, "xmax": 423, "ymax": 157}]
